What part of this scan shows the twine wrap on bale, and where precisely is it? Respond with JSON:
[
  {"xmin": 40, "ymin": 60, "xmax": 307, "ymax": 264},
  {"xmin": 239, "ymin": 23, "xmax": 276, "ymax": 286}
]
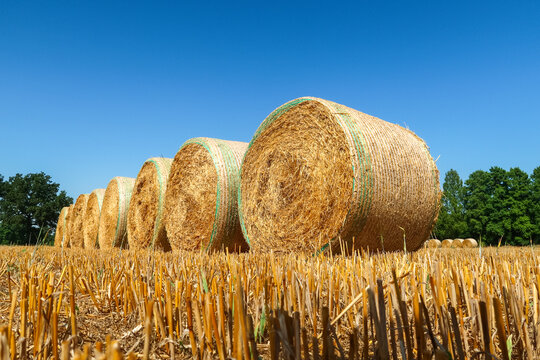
[
  {"xmin": 83, "ymin": 189, "xmax": 106, "ymax": 249},
  {"xmin": 239, "ymin": 97, "xmax": 441, "ymax": 253},
  {"xmin": 463, "ymin": 238, "xmax": 478, "ymax": 248},
  {"xmin": 164, "ymin": 137, "xmax": 249, "ymax": 252},
  {"xmin": 68, "ymin": 194, "xmax": 89, "ymax": 248},
  {"xmin": 441, "ymin": 239, "xmax": 453, "ymax": 248},
  {"xmin": 54, "ymin": 206, "xmax": 70, "ymax": 247},
  {"xmin": 127, "ymin": 157, "xmax": 173, "ymax": 251},
  {"xmin": 98, "ymin": 177, "xmax": 135, "ymax": 249}
]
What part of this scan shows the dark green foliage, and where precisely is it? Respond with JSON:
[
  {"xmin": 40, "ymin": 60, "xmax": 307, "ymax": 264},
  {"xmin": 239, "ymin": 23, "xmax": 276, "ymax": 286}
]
[
  {"xmin": 0, "ymin": 172, "xmax": 73, "ymax": 245},
  {"xmin": 531, "ymin": 166, "xmax": 540, "ymax": 240},
  {"xmin": 436, "ymin": 167, "xmax": 538, "ymax": 245},
  {"xmin": 435, "ymin": 170, "xmax": 468, "ymax": 239}
]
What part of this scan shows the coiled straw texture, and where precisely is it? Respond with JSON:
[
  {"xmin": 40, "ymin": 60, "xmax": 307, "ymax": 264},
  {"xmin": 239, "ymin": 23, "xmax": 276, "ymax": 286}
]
[
  {"xmin": 83, "ymin": 189, "xmax": 106, "ymax": 249},
  {"xmin": 54, "ymin": 206, "xmax": 70, "ymax": 247},
  {"xmin": 68, "ymin": 194, "xmax": 89, "ymax": 248}
]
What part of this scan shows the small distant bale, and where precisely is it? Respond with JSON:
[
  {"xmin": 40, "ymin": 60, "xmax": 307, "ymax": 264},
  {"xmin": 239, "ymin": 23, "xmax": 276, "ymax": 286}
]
[
  {"xmin": 453, "ymin": 238, "xmax": 464, "ymax": 248},
  {"xmin": 441, "ymin": 239, "xmax": 453, "ymax": 248},
  {"xmin": 83, "ymin": 189, "xmax": 106, "ymax": 249},
  {"xmin": 98, "ymin": 177, "xmax": 136, "ymax": 249},
  {"xmin": 463, "ymin": 238, "xmax": 478, "ymax": 248},
  {"xmin": 127, "ymin": 157, "xmax": 173, "ymax": 251},
  {"xmin": 425, "ymin": 239, "xmax": 441, "ymax": 248},
  {"xmin": 54, "ymin": 206, "xmax": 70, "ymax": 247},
  {"xmin": 63, "ymin": 204, "xmax": 75, "ymax": 247},
  {"xmin": 69, "ymin": 194, "xmax": 90, "ymax": 248}
]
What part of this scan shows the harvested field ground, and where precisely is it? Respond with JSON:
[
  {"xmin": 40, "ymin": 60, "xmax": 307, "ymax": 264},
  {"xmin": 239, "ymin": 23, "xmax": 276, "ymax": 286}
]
[{"xmin": 0, "ymin": 246, "xmax": 538, "ymax": 359}]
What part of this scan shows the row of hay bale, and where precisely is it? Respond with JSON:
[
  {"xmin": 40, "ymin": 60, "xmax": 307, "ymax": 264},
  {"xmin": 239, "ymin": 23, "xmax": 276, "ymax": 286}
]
[
  {"xmin": 425, "ymin": 238, "xmax": 479, "ymax": 248},
  {"xmin": 54, "ymin": 96, "xmax": 441, "ymax": 254}
]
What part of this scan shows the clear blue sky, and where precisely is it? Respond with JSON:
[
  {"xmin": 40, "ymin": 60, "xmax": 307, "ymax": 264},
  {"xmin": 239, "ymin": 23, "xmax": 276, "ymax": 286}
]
[{"xmin": 1, "ymin": 1, "xmax": 539, "ymax": 199}]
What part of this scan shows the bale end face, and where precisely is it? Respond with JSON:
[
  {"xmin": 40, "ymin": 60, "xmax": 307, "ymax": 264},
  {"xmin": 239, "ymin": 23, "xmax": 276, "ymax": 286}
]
[
  {"xmin": 69, "ymin": 194, "xmax": 90, "ymax": 248},
  {"xmin": 164, "ymin": 138, "xmax": 248, "ymax": 252},
  {"xmin": 127, "ymin": 158, "xmax": 173, "ymax": 251},
  {"xmin": 83, "ymin": 189, "xmax": 106, "ymax": 249},
  {"xmin": 98, "ymin": 177, "xmax": 135, "ymax": 249}
]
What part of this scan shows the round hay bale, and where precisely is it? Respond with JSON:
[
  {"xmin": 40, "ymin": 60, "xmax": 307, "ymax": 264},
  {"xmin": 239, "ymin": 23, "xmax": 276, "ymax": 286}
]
[
  {"xmin": 63, "ymin": 204, "xmax": 75, "ymax": 247},
  {"xmin": 68, "ymin": 194, "xmax": 89, "ymax": 248},
  {"xmin": 453, "ymin": 238, "xmax": 464, "ymax": 248},
  {"xmin": 441, "ymin": 239, "xmax": 453, "ymax": 248},
  {"xmin": 83, "ymin": 189, "xmax": 106, "ymax": 249},
  {"xmin": 98, "ymin": 177, "xmax": 136, "ymax": 249},
  {"xmin": 463, "ymin": 238, "xmax": 478, "ymax": 248},
  {"xmin": 54, "ymin": 206, "xmax": 70, "ymax": 247},
  {"xmin": 425, "ymin": 239, "xmax": 441, "ymax": 248},
  {"xmin": 127, "ymin": 157, "xmax": 173, "ymax": 251},
  {"xmin": 164, "ymin": 137, "xmax": 249, "ymax": 252},
  {"xmin": 239, "ymin": 97, "xmax": 441, "ymax": 253}
]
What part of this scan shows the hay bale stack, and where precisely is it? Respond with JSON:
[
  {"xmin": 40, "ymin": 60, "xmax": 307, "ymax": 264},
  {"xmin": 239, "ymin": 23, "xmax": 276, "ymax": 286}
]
[
  {"xmin": 441, "ymin": 239, "xmax": 453, "ymax": 248},
  {"xmin": 54, "ymin": 206, "xmax": 70, "ymax": 247},
  {"xmin": 239, "ymin": 97, "xmax": 440, "ymax": 253},
  {"xmin": 98, "ymin": 177, "xmax": 135, "ymax": 249},
  {"xmin": 164, "ymin": 137, "xmax": 249, "ymax": 252},
  {"xmin": 68, "ymin": 194, "xmax": 89, "ymax": 248},
  {"xmin": 127, "ymin": 157, "xmax": 173, "ymax": 251},
  {"xmin": 425, "ymin": 239, "xmax": 441, "ymax": 248},
  {"xmin": 453, "ymin": 238, "xmax": 464, "ymax": 248},
  {"xmin": 463, "ymin": 238, "xmax": 478, "ymax": 248},
  {"xmin": 83, "ymin": 189, "xmax": 106, "ymax": 249}
]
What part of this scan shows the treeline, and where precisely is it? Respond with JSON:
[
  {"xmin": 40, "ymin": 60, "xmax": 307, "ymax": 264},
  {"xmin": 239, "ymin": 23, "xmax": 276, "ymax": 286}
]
[
  {"xmin": 0, "ymin": 172, "xmax": 72, "ymax": 245},
  {"xmin": 435, "ymin": 166, "xmax": 540, "ymax": 245}
]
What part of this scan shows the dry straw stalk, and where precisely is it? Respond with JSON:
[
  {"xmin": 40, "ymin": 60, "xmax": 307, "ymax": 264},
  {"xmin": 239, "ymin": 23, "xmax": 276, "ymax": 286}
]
[
  {"xmin": 164, "ymin": 137, "xmax": 248, "ymax": 252},
  {"xmin": 98, "ymin": 177, "xmax": 135, "ymax": 249},
  {"xmin": 83, "ymin": 188, "xmax": 106, "ymax": 249},
  {"xmin": 239, "ymin": 97, "xmax": 441, "ymax": 254},
  {"xmin": 68, "ymin": 194, "xmax": 89, "ymax": 248},
  {"xmin": 127, "ymin": 157, "xmax": 173, "ymax": 251},
  {"xmin": 54, "ymin": 206, "xmax": 70, "ymax": 247}
]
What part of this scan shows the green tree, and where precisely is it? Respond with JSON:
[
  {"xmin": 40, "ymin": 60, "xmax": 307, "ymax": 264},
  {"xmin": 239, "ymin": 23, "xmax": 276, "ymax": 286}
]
[
  {"xmin": 506, "ymin": 167, "xmax": 534, "ymax": 245},
  {"xmin": 0, "ymin": 172, "xmax": 72, "ymax": 245},
  {"xmin": 531, "ymin": 166, "xmax": 540, "ymax": 243},
  {"xmin": 484, "ymin": 167, "xmax": 510, "ymax": 244},
  {"xmin": 464, "ymin": 170, "xmax": 491, "ymax": 243},
  {"xmin": 435, "ymin": 169, "xmax": 468, "ymax": 239}
]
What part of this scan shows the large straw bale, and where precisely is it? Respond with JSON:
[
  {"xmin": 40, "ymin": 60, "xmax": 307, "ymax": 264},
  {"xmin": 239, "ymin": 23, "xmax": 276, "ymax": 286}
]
[
  {"xmin": 127, "ymin": 157, "xmax": 173, "ymax": 251},
  {"xmin": 164, "ymin": 137, "xmax": 248, "ymax": 252},
  {"xmin": 98, "ymin": 177, "xmax": 135, "ymax": 249},
  {"xmin": 463, "ymin": 238, "xmax": 478, "ymax": 248},
  {"xmin": 68, "ymin": 194, "xmax": 89, "ymax": 248},
  {"xmin": 54, "ymin": 206, "xmax": 70, "ymax": 247},
  {"xmin": 239, "ymin": 97, "xmax": 441, "ymax": 253},
  {"xmin": 83, "ymin": 189, "xmax": 106, "ymax": 249}
]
